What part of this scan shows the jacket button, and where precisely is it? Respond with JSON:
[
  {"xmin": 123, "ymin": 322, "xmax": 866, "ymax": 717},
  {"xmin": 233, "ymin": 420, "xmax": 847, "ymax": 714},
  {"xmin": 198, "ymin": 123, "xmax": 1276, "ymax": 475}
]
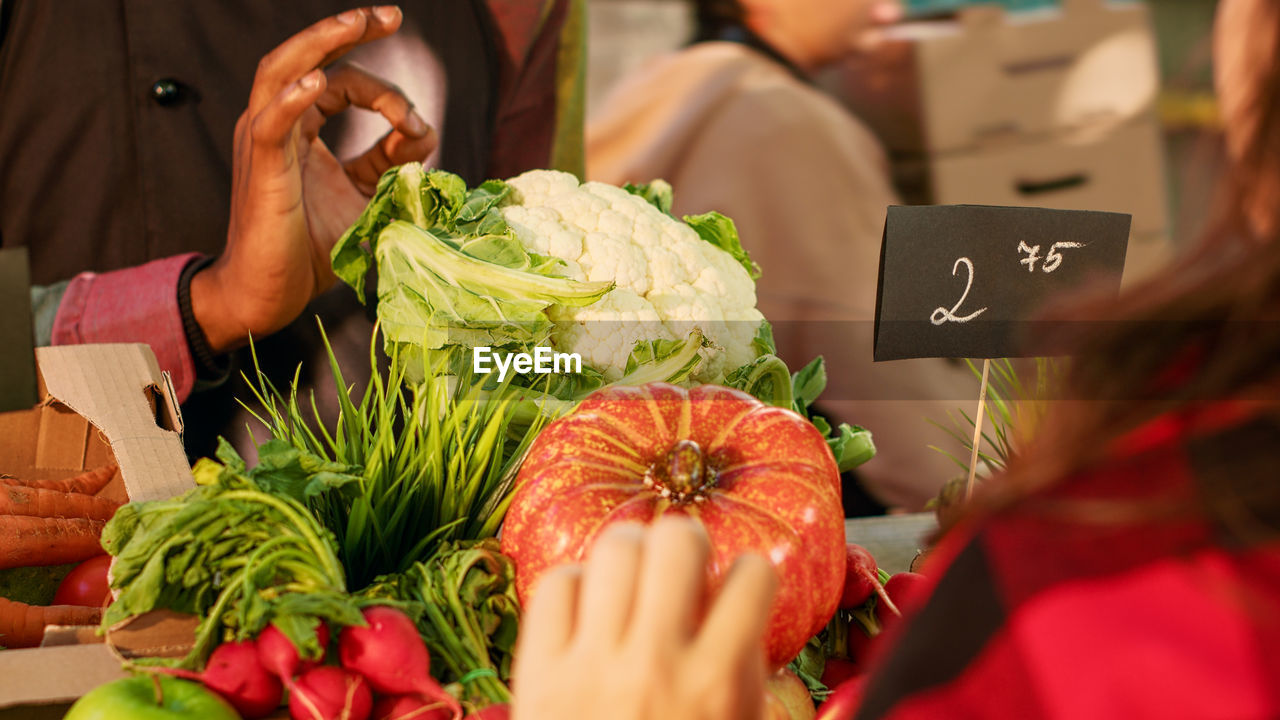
[{"xmin": 150, "ymin": 78, "xmax": 182, "ymax": 106}]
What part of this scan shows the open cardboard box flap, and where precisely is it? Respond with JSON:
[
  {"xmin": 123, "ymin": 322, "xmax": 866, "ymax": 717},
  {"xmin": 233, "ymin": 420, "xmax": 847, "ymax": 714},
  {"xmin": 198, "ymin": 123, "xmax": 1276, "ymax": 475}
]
[
  {"xmin": 0, "ymin": 344, "xmax": 195, "ymax": 710},
  {"xmin": 34, "ymin": 344, "xmax": 191, "ymax": 503}
]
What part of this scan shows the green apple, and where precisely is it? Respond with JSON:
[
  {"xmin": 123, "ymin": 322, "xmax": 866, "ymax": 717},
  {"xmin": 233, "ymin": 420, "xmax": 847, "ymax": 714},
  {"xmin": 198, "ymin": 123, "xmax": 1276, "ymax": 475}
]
[
  {"xmin": 66, "ymin": 675, "xmax": 241, "ymax": 720},
  {"xmin": 764, "ymin": 668, "xmax": 817, "ymax": 720}
]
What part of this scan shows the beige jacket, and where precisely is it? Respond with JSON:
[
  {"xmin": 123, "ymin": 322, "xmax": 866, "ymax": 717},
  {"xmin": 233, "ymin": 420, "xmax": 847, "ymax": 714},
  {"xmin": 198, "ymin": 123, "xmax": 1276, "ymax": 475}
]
[{"xmin": 587, "ymin": 42, "xmax": 977, "ymax": 509}]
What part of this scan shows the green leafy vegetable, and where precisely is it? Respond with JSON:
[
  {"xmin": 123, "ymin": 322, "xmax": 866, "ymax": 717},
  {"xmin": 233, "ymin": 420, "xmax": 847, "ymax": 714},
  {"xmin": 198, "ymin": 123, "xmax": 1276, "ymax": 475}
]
[
  {"xmin": 623, "ymin": 180, "xmax": 674, "ymax": 215},
  {"xmin": 784, "ymin": 357, "xmax": 877, "ymax": 473},
  {"xmin": 333, "ymin": 164, "xmax": 771, "ymax": 413},
  {"xmin": 375, "ymin": 220, "xmax": 613, "ymax": 382},
  {"xmin": 361, "ymin": 540, "xmax": 519, "ymax": 706},
  {"xmin": 242, "ymin": 325, "xmax": 549, "ymax": 589},
  {"xmin": 684, "ymin": 211, "xmax": 761, "ymax": 280},
  {"xmin": 726, "ymin": 354, "xmax": 793, "ymax": 408},
  {"xmin": 102, "ymin": 442, "xmax": 362, "ymax": 669}
]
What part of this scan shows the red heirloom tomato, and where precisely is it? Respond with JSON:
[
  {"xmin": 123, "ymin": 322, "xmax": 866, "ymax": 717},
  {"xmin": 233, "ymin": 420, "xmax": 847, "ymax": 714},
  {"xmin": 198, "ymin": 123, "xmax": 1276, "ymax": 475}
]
[{"xmin": 501, "ymin": 383, "xmax": 846, "ymax": 670}]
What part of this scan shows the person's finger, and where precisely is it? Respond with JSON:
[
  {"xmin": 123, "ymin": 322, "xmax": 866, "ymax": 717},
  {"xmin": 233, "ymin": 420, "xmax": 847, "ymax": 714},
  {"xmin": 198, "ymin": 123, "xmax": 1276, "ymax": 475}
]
[
  {"xmin": 249, "ymin": 69, "xmax": 328, "ymax": 167},
  {"xmin": 248, "ymin": 6, "xmax": 402, "ymax": 115},
  {"xmin": 627, "ymin": 515, "xmax": 710, "ymax": 648},
  {"xmin": 692, "ymin": 553, "xmax": 777, "ymax": 662},
  {"xmin": 343, "ymin": 128, "xmax": 437, "ymax": 194},
  {"xmin": 869, "ymin": 0, "xmax": 904, "ymax": 24},
  {"xmin": 518, "ymin": 564, "xmax": 582, "ymax": 659},
  {"xmin": 313, "ymin": 62, "xmax": 437, "ymax": 192},
  {"xmin": 317, "ymin": 63, "xmax": 431, "ymax": 138},
  {"xmin": 573, "ymin": 523, "xmax": 646, "ymax": 648}
]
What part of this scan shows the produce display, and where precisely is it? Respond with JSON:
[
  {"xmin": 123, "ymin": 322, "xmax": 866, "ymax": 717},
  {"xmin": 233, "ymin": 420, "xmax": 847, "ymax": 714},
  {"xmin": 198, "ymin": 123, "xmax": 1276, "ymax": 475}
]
[{"xmin": 10, "ymin": 166, "xmax": 901, "ymax": 720}]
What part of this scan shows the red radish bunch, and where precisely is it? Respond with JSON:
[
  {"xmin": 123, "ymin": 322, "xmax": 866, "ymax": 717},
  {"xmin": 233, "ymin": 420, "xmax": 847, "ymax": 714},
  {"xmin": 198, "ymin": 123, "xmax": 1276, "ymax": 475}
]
[
  {"xmin": 339, "ymin": 606, "xmax": 462, "ymax": 720},
  {"xmin": 291, "ymin": 666, "xmax": 373, "ymax": 720},
  {"xmin": 820, "ymin": 657, "xmax": 861, "ymax": 690},
  {"xmin": 372, "ymin": 694, "xmax": 454, "ymax": 720},
  {"xmin": 815, "ymin": 676, "xmax": 868, "ymax": 720},
  {"xmin": 840, "ymin": 544, "xmax": 900, "ymax": 618},
  {"xmin": 875, "ymin": 572, "xmax": 929, "ymax": 632},
  {"xmin": 152, "ymin": 640, "xmax": 283, "ymax": 719},
  {"xmin": 259, "ymin": 621, "xmax": 331, "ymax": 682},
  {"xmin": 165, "ymin": 607, "xmax": 470, "ymax": 720}
]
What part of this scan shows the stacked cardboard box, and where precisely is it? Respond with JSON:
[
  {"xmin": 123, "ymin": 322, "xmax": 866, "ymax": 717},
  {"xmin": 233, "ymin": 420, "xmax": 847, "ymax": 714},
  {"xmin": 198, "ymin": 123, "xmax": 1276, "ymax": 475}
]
[{"xmin": 834, "ymin": 0, "xmax": 1171, "ymax": 284}]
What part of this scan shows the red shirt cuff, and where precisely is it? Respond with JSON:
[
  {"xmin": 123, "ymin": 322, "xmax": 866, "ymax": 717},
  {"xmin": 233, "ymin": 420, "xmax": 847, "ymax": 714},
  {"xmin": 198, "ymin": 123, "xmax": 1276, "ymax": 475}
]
[{"xmin": 51, "ymin": 254, "xmax": 204, "ymax": 402}]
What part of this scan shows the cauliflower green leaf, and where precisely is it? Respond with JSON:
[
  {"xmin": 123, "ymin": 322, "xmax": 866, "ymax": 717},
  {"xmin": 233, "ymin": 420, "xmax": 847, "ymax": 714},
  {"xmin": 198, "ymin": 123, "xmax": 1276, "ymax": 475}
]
[{"xmin": 684, "ymin": 210, "xmax": 761, "ymax": 281}]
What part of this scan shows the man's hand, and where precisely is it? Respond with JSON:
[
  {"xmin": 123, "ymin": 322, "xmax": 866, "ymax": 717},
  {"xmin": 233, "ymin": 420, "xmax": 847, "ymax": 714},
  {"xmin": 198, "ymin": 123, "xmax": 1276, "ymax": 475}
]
[
  {"xmin": 191, "ymin": 5, "xmax": 436, "ymax": 353},
  {"xmin": 512, "ymin": 518, "xmax": 779, "ymax": 720}
]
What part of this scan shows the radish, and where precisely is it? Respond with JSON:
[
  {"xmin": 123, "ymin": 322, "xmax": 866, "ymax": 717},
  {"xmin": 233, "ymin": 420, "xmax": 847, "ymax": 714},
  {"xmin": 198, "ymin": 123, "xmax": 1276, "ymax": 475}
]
[
  {"xmin": 820, "ymin": 657, "xmax": 861, "ymax": 690},
  {"xmin": 838, "ymin": 544, "xmax": 879, "ymax": 609},
  {"xmin": 846, "ymin": 622, "xmax": 880, "ymax": 665},
  {"xmin": 290, "ymin": 666, "xmax": 372, "ymax": 720},
  {"xmin": 815, "ymin": 675, "xmax": 867, "ymax": 720},
  {"xmin": 259, "ymin": 621, "xmax": 331, "ymax": 683},
  {"xmin": 372, "ymin": 695, "xmax": 453, "ymax": 720},
  {"xmin": 153, "ymin": 640, "xmax": 283, "ymax": 719},
  {"xmin": 338, "ymin": 606, "xmax": 461, "ymax": 719},
  {"xmin": 875, "ymin": 572, "xmax": 929, "ymax": 631},
  {"xmin": 840, "ymin": 544, "xmax": 900, "ymax": 618}
]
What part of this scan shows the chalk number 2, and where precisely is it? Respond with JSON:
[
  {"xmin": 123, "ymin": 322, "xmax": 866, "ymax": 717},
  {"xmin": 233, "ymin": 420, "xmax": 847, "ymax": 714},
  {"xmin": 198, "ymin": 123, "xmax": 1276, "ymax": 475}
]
[{"xmin": 931, "ymin": 257, "xmax": 988, "ymax": 325}]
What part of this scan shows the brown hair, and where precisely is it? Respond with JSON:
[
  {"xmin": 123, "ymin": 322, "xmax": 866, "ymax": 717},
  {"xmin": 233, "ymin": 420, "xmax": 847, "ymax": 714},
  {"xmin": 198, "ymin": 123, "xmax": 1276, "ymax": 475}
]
[{"xmin": 976, "ymin": 2, "xmax": 1280, "ymax": 525}]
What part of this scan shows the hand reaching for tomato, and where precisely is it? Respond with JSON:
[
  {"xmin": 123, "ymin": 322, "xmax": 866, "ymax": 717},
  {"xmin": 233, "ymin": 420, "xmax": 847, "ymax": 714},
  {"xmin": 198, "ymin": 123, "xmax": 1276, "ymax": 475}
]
[{"xmin": 511, "ymin": 517, "xmax": 778, "ymax": 720}]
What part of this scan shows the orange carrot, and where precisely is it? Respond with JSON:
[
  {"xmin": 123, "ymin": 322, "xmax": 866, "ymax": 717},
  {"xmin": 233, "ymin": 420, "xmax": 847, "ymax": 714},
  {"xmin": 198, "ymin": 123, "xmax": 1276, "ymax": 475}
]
[
  {"xmin": 0, "ymin": 516, "xmax": 106, "ymax": 570},
  {"xmin": 0, "ymin": 596, "xmax": 101, "ymax": 648},
  {"xmin": 0, "ymin": 485, "xmax": 120, "ymax": 521},
  {"xmin": 0, "ymin": 465, "xmax": 118, "ymax": 496}
]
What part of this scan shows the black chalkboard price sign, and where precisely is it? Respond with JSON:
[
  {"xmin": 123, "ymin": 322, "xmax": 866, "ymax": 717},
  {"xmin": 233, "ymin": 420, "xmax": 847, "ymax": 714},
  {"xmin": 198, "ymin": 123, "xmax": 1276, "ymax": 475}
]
[{"xmin": 873, "ymin": 205, "xmax": 1131, "ymax": 362}]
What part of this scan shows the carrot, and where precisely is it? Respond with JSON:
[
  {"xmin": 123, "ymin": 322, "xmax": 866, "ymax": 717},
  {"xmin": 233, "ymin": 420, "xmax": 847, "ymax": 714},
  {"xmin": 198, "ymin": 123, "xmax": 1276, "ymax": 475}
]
[
  {"xmin": 0, "ymin": 485, "xmax": 120, "ymax": 521},
  {"xmin": 0, "ymin": 596, "xmax": 101, "ymax": 648},
  {"xmin": 0, "ymin": 465, "xmax": 118, "ymax": 496},
  {"xmin": 0, "ymin": 516, "xmax": 106, "ymax": 570}
]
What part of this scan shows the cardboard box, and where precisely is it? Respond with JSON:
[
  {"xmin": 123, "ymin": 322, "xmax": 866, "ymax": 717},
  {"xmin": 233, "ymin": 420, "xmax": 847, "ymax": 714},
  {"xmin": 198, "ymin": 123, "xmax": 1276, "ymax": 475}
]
[
  {"xmin": 0, "ymin": 344, "xmax": 194, "ymax": 713},
  {"xmin": 833, "ymin": 0, "xmax": 1161, "ymax": 154},
  {"xmin": 825, "ymin": 0, "xmax": 1173, "ymax": 284},
  {"xmin": 895, "ymin": 113, "xmax": 1172, "ymax": 284}
]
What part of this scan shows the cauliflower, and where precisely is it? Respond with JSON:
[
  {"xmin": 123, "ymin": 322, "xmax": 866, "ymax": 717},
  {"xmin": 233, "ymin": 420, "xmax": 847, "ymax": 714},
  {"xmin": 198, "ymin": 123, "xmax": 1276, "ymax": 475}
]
[
  {"xmin": 331, "ymin": 162, "xmax": 768, "ymax": 391},
  {"xmin": 499, "ymin": 170, "xmax": 765, "ymax": 381}
]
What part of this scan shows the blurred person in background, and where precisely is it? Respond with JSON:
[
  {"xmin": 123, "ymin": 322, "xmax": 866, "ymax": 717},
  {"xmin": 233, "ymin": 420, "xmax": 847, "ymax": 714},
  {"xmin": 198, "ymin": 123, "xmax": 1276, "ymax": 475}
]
[
  {"xmin": 2, "ymin": 1, "xmax": 581, "ymax": 459},
  {"xmin": 527, "ymin": 0, "xmax": 1280, "ymax": 717},
  {"xmin": 587, "ymin": 0, "xmax": 977, "ymax": 514}
]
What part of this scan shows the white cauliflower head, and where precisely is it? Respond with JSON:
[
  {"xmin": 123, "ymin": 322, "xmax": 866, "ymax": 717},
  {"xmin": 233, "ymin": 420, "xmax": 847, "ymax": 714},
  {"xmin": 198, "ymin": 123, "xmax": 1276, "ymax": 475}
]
[{"xmin": 499, "ymin": 170, "xmax": 765, "ymax": 381}]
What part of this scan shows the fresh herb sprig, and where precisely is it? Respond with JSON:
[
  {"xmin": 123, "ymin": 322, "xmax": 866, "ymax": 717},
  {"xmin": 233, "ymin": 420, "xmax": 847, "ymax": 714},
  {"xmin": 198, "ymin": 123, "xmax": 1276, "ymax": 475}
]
[
  {"xmin": 242, "ymin": 324, "xmax": 549, "ymax": 589},
  {"xmin": 930, "ymin": 358, "xmax": 1064, "ymax": 474}
]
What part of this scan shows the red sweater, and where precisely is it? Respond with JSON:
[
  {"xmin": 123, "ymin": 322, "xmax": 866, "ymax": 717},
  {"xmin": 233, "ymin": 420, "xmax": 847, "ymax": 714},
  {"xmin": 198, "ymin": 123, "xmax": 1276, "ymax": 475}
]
[{"xmin": 856, "ymin": 402, "xmax": 1280, "ymax": 719}]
